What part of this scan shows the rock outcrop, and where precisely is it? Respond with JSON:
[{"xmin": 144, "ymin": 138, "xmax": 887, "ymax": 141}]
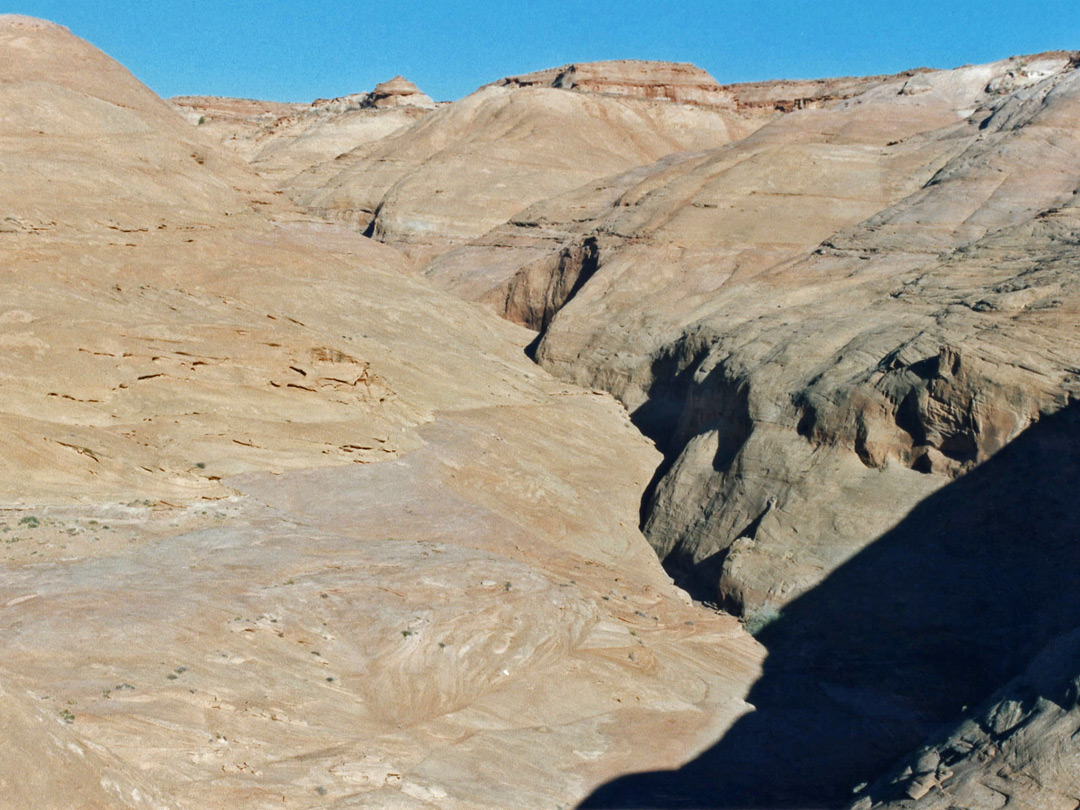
[
  {"xmin": 410, "ymin": 52, "xmax": 1080, "ymax": 804},
  {"xmin": 171, "ymin": 77, "xmax": 436, "ymax": 186},
  {"xmin": 582, "ymin": 399, "xmax": 1080, "ymax": 805},
  {"xmin": 423, "ymin": 52, "xmax": 1080, "ymax": 618},
  {"xmin": 495, "ymin": 59, "xmax": 734, "ymax": 106},
  {"xmin": 366, "ymin": 75, "xmax": 436, "ymax": 109},
  {"xmin": 10, "ymin": 15, "xmax": 1080, "ymax": 806}
]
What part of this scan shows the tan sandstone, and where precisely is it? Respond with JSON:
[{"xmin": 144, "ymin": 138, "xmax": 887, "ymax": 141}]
[
  {"xmin": 0, "ymin": 16, "xmax": 763, "ymax": 809},
  {"xmin": 9, "ymin": 12, "xmax": 1080, "ymax": 807}
]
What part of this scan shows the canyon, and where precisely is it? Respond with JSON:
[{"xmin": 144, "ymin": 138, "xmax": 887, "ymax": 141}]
[{"xmin": 2, "ymin": 12, "xmax": 1078, "ymax": 809}]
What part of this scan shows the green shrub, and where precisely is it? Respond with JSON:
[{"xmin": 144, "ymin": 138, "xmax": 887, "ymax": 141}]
[{"xmin": 743, "ymin": 604, "xmax": 783, "ymax": 636}]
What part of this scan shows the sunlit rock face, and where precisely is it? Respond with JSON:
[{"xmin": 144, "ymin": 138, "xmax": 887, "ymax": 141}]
[
  {"xmin": 494, "ymin": 59, "xmax": 736, "ymax": 106},
  {"xmin": 396, "ymin": 51, "xmax": 1080, "ymax": 621},
  {"xmin": 282, "ymin": 62, "xmax": 778, "ymax": 252}
]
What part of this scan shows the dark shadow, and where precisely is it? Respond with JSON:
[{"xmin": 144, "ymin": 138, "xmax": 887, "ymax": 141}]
[
  {"xmin": 660, "ymin": 547, "xmax": 727, "ymax": 608},
  {"xmin": 635, "ymin": 353, "xmax": 755, "ymax": 603},
  {"xmin": 539, "ymin": 236, "xmax": 602, "ymax": 332},
  {"xmin": 524, "ymin": 330, "xmax": 544, "ymax": 361},
  {"xmin": 629, "ymin": 343, "xmax": 743, "ymax": 460},
  {"xmin": 579, "ymin": 400, "xmax": 1080, "ymax": 808}
]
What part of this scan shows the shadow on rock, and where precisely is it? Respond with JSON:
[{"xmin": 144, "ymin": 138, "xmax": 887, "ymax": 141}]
[{"xmin": 579, "ymin": 400, "xmax": 1080, "ymax": 808}]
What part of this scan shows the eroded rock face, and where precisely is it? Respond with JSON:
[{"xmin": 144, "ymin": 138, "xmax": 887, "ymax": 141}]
[
  {"xmin": 218, "ymin": 48, "xmax": 1079, "ymax": 805},
  {"xmin": 494, "ymin": 59, "xmax": 918, "ymax": 114},
  {"xmin": 579, "ymin": 372, "xmax": 1080, "ymax": 808},
  {"xmin": 171, "ymin": 77, "xmax": 436, "ymax": 186},
  {"xmin": 13, "ymin": 15, "xmax": 1080, "ymax": 805},
  {"xmin": 476, "ymin": 54, "xmax": 1080, "ymax": 803},
  {"xmin": 456, "ymin": 52, "xmax": 1080, "ymax": 618},
  {"xmin": 367, "ymin": 75, "xmax": 437, "ymax": 109}
]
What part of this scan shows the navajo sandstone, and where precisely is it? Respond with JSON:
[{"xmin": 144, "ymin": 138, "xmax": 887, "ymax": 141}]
[{"xmin": 2, "ymin": 10, "xmax": 1079, "ymax": 809}]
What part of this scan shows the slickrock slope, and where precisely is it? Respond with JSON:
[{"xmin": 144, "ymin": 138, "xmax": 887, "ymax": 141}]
[
  {"xmin": 0, "ymin": 16, "xmax": 763, "ymax": 809},
  {"xmin": 12, "ymin": 15, "xmax": 1080, "ymax": 806},
  {"xmin": 0, "ymin": 16, "xmax": 274, "ymax": 234},
  {"xmin": 418, "ymin": 61, "xmax": 960, "ymax": 305},
  {"xmin": 169, "ymin": 95, "xmax": 307, "ymax": 156},
  {"xmin": 284, "ymin": 61, "xmax": 775, "ymax": 253}
]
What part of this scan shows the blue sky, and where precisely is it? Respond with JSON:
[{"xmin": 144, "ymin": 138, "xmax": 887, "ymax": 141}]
[{"xmin": 9, "ymin": 1, "xmax": 1080, "ymax": 102}]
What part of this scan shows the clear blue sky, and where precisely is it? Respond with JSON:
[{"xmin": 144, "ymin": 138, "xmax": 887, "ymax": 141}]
[{"xmin": 9, "ymin": 1, "xmax": 1080, "ymax": 102}]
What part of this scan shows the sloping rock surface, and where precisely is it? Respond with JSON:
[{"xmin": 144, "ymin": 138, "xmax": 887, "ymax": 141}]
[
  {"xmin": 285, "ymin": 63, "xmax": 776, "ymax": 250},
  {"xmin": 477, "ymin": 52, "xmax": 1080, "ymax": 616},
  {"xmin": 12, "ymin": 18, "xmax": 1080, "ymax": 806},
  {"xmin": 369, "ymin": 51, "xmax": 1080, "ymax": 805},
  {"xmin": 0, "ymin": 15, "xmax": 272, "ymax": 233},
  {"xmin": 0, "ymin": 17, "xmax": 763, "ymax": 809}
]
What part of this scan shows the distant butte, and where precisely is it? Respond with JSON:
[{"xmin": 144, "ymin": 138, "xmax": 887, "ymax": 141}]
[
  {"xmin": 495, "ymin": 59, "xmax": 733, "ymax": 106},
  {"xmin": 365, "ymin": 75, "xmax": 437, "ymax": 108}
]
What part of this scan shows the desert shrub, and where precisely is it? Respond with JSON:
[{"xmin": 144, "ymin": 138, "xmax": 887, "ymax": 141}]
[{"xmin": 743, "ymin": 603, "xmax": 783, "ymax": 636}]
